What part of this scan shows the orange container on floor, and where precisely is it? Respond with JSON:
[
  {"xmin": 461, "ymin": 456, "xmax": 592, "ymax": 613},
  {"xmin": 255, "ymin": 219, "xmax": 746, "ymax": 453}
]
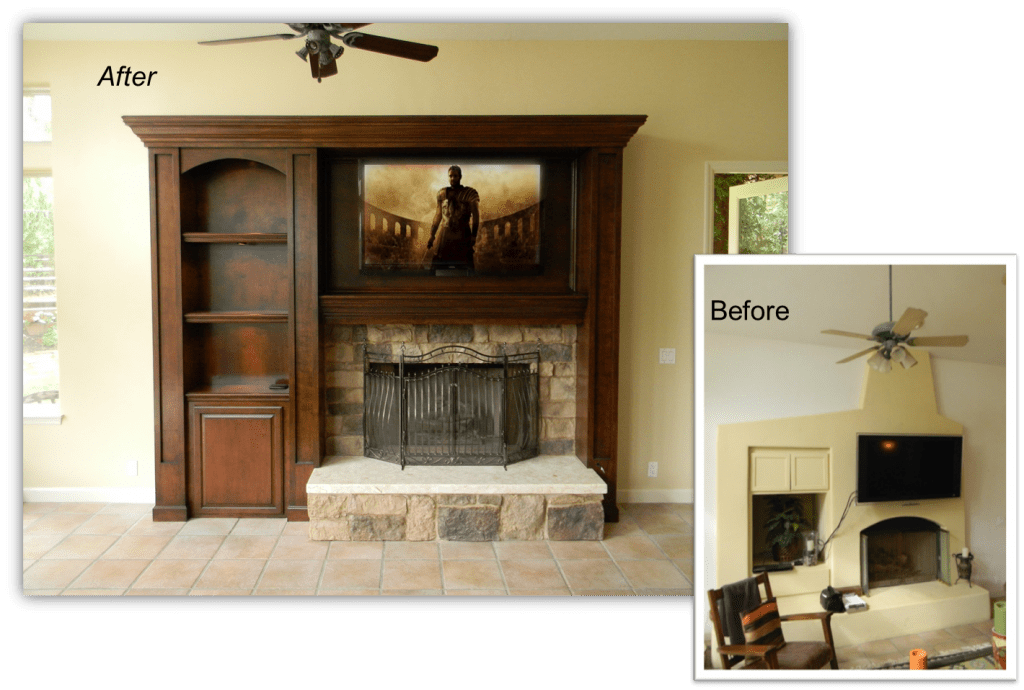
[{"xmin": 909, "ymin": 649, "xmax": 928, "ymax": 669}]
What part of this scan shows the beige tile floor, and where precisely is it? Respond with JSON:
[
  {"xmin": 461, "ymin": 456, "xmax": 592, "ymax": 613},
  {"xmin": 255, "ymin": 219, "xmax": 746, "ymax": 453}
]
[
  {"xmin": 835, "ymin": 617, "xmax": 998, "ymax": 670},
  {"xmin": 23, "ymin": 501, "xmax": 693, "ymax": 596}
]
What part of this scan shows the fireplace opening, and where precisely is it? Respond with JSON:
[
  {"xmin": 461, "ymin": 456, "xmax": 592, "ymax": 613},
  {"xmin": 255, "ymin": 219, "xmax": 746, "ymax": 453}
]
[
  {"xmin": 363, "ymin": 345, "xmax": 539, "ymax": 467},
  {"xmin": 860, "ymin": 517, "xmax": 951, "ymax": 594}
]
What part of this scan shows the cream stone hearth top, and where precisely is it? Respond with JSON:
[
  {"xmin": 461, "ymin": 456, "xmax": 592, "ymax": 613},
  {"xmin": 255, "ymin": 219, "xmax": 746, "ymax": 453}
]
[{"xmin": 308, "ymin": 455, "xmax": 607, "ymax": 495}]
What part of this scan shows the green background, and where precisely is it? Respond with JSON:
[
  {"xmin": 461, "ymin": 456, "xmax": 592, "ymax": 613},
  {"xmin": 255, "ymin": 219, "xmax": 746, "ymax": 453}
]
[{"xmin": 8, "ymin": 6, "xmax": 1015, "ymax": 687}]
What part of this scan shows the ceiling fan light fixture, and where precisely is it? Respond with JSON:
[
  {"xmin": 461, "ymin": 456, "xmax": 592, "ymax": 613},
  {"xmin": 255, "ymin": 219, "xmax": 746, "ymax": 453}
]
[
  {"xmin": 891, "ymin": 346, "xmax": 917, "ymax": 369},
  {"xmin": 867, "ymin": 350, "xmax": 891, "ymax": 372}
]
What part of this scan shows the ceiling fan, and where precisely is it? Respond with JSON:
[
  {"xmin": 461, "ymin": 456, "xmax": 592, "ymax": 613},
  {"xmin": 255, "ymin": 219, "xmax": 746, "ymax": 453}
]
[
  {"xmin": 822, "ymin": 266, "xmax": 969, "ymax": 372},
  {"xmin": 199, "ymin": 23, "xmax": 439, "ymax": 82}
]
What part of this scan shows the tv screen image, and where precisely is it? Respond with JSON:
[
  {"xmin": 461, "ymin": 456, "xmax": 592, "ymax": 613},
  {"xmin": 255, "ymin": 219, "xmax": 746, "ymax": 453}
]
[{"xmin": 857, "ymin": 434, "xmax": 963, "ymax": 503}]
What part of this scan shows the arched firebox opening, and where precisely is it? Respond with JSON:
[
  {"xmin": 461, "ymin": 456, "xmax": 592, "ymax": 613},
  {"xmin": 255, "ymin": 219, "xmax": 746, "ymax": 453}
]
[{"xmin": 860, "ymin": 517, "xmax": 951, "ymax": 594}]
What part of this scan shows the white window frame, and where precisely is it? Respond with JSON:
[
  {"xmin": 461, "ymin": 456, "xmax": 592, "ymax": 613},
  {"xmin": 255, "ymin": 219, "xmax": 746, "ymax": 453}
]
[{"xmin": 702, "ymin": 161, "xmax": 788, "ymax": 254}]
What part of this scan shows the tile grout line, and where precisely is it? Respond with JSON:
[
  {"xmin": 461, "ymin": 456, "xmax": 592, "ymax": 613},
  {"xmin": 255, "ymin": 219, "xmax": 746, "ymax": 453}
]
[{"xmin": 186, "ymin": 521, "xmax": 238, "ymax": 595}]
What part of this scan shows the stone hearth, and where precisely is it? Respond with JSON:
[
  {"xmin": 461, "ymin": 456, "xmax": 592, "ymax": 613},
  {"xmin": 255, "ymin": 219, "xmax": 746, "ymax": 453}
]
[{"xmin": 307, "ymin": 455, "xmax": 605, "ymax": 542}]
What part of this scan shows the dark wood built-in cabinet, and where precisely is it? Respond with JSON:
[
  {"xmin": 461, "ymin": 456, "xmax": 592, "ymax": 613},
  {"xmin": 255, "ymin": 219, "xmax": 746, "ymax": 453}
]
[{"xmin": 126, "ymin": 115, "xmax": 645, "ymax": 522}]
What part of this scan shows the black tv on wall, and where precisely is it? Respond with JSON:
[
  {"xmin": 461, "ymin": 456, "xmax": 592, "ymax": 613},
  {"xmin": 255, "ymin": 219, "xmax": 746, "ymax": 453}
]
[{"xmin": 857, "ymin": 433, "xmax": 963, "ymax": 503}]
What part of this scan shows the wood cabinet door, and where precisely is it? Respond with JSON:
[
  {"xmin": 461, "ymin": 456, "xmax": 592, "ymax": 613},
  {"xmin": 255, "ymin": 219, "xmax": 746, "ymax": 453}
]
[
  {"xmin": 188, "ymin": 403, "xmax": 285, "ymax": 516},
  {"xmin": 790, "ymin": 450, "xmax": 829, "ymax": 492},
  {"xmin": 750, "ymin": 450, "xmax": 791, "ymax": 493}
]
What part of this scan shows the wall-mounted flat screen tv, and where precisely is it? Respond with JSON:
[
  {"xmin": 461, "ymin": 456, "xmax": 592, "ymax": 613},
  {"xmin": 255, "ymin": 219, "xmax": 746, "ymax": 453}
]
[
  {"xmin": 857, "ymin": 433, "xmax": 963, "ymax": 503},
  {"xmin": 361, "ymin": 161, "xmax": 543, "ymax": 276}
]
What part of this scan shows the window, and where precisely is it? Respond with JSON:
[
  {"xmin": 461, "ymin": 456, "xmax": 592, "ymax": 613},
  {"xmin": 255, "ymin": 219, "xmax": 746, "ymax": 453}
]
[
  {"xmin": 23, "ymin": 89, "xmax": 59, "ymax": 423},
  {"xmin": 23, "ymin": 90, "xmax": 52, "ymax": 142},
  {"xmin": 704, "ymin": 162, "xmax": 788, "ymax": 254},
  {"xmin": 726, "ymin": 176, "xmax": 789, "ymax": 254}
]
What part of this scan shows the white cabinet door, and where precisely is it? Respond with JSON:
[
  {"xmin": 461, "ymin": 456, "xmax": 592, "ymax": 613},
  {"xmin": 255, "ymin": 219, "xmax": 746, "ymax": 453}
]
[
  {"xmin": 791, "ymin": 450, "xmax": 829, "ymax": 492},
  {"xmin": 750, "ymin": 448, "xmax": 829, "ymax": 493},
  {"xmin": 750, "ymin": 450, "xmax": 791, "ymax": 493}
]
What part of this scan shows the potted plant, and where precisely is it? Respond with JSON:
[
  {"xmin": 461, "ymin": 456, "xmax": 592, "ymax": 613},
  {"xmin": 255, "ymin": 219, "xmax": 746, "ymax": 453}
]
[{"xmin": 764, "ymin": 496, "xmax": 811, "ymax": 563}]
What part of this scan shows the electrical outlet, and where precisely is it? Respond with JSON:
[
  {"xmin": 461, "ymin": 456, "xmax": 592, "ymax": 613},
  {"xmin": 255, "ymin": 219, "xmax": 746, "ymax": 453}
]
[
  {"xmin": 125, "ymin": 460, "xmax": 138, "ymax": 477},
  {"xmin": 648, "ymin": 461, "xmax": 658, "ymax": 478},
  {"xmin": 659, "ymin": 348, "xmax": 675, "ymax": 364}
]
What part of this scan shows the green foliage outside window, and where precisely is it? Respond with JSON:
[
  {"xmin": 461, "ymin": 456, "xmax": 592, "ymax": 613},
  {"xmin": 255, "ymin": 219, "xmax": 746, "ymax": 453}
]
[
  {"xmin": 712, "ymin": 173, "xmax": 788, "ymax": 254},
  {"xmin": 737, "ymin": 190, "xmax": 788, "ymax": 254},
  {"xmin": 24, "ymin": 176, "xmax": 54, "ymax": 263}
]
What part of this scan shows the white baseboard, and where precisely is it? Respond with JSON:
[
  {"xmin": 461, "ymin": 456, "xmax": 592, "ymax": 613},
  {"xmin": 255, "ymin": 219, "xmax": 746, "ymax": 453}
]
[
  {"xmin": 618, "ymin": 488, "xmax": 693, "ymax": 504},
  {"xmin": 23, "ymin": 487, "xmax": 156, "ymax": 504}
]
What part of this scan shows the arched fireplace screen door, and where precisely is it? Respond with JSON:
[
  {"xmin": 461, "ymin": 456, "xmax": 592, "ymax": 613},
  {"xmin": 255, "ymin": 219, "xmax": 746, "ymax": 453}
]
[
  {"xmin": 363, "ymin": 345, "xmax": 539, "ymax": 468},
  {"xmin": 860, "ymin": 517, "xmax": 951, "ymax": 595}
]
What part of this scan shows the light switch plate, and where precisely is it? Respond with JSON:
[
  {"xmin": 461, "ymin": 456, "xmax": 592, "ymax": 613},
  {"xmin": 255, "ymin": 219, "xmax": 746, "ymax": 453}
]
[{"xmin": 659, "ymin": 348, "xmax": 675, "ymax": 364}]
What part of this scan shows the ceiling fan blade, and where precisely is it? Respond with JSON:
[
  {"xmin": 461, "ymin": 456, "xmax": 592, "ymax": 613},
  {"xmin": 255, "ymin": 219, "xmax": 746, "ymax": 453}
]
[
  {"xmin": 908, "ymin": 335, "xmax": 969, "ymax": 347},
  {"xmin": 822, "ymin": 329, "xmax": 876, "ymax": 341},
  {"xmin": 891, "ymin": 307, "xmax": 928, "ymax": 336},
  {"xmin": 342, "ymin": 32, "xmax": 439, "ymax": 62},
  {"xmin": 199, "ymin": 34, "xmax": 299, "ymax": 46},
  {"xmin": 837, "ymin": 346, "xmax": 879, "ymax": 364}
]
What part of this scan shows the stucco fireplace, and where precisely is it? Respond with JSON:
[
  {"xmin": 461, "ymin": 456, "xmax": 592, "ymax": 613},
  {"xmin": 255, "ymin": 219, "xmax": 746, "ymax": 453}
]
[{"xmin": 712, "ymin": 350, "xmax": 990, "ymax": 649}]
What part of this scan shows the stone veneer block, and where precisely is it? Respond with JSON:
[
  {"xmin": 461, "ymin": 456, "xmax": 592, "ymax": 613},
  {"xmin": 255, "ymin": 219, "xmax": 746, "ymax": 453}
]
[
  {"xmin": 438, "ymin": 505, "xmax": 500, "ymax": 541},
  {"xmin": 406, "ymin": 496, "xmax": 436, "ymax": 541},
  {"xmin": 308, "ymin": 517, "xmax": 351, "ymax": 541},
  {"xmin": 546, "ymin": 501, "xmax": 604, "ymax": 541},
  {"xmin": 500, "ymin": 494, "xmax": 546, "ymax": 540},
  {"xmin": 351, "ymin": 494, "xmax": 407, "ymax": 515},
  {"xmin": 350, "ymin": 514, "xmax": 406, "ymax": 541},
  {"xmin": 429, "ymin": 325, "xmax": 474, "ymax": 343},
  {"xmin": 308, "ymin": 493, "xmax": 352, "ymax": 519}
]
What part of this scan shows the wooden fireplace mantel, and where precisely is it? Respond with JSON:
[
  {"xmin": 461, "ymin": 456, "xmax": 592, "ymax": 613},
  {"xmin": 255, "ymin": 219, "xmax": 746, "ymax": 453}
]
[
  {"xmin": 123, "ymin": 115, "xmax": 647, "ymax": 149},
  {"xmin": 125, "ymin": 114, "xmax": 646, "ymax": 523}
]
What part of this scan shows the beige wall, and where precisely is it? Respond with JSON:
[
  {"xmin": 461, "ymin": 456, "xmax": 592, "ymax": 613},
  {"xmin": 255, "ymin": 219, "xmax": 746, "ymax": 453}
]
[{"xmin": 22, "ymin": 35, "xmax": 788, "ymax": 501}]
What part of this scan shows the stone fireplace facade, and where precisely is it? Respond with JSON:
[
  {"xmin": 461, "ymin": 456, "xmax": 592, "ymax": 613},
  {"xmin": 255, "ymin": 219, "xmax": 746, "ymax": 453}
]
[
  {"xmin": 324, "ymin": 324, "xmax": 578, "ymax": 459},
  {"xmin": 308, "ymin": 323, "xmax": 603, "ymax": 542}
]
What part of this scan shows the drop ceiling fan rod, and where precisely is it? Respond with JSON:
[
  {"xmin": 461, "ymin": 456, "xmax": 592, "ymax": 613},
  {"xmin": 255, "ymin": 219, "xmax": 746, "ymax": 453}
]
[{"xmin": 888, "ymin": 265, "xmax": 893, "ymax": 323}]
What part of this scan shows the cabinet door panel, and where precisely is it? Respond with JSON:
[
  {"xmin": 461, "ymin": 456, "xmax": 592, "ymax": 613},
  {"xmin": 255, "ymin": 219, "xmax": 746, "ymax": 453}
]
[
  {"xmin": 791, "ymin": 451, "xmax": 829, "ymax": 492},
  {"xmin": 189, "ymin": 404, "xmax": 284, "ymax": 514},
  {"xmin": 750, "ymin": 450, "xmax": 790, "ymax": 493}
]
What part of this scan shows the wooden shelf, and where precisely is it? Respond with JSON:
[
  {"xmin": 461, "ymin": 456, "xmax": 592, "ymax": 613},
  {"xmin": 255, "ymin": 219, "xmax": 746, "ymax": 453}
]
[
  {"xmin": 183, "ymin": 233, "xmax": 288, "ymax": 244},
  {"xmin": 320, "ymin": 292, "xmax": 588, "ymax": 325},
  {"xmin": 184, "ymin": 311, "xmax": 288, "ymax": 324},
  {"xmin": 186, "ymin": 375, "xmax": 289, "ymax": 398}
]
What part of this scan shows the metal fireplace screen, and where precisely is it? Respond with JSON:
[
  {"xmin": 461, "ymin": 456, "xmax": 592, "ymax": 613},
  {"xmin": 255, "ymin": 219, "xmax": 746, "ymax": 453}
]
[{"xmin": 363, "ymin": 345, "xmax": 539, "ymax": 467}]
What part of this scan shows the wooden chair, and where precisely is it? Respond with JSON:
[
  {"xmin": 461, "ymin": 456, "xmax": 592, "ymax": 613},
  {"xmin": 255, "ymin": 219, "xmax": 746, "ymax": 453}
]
[{"xmin": 707, "ymin": 571, "xmax": 839, "ymax": 670}]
